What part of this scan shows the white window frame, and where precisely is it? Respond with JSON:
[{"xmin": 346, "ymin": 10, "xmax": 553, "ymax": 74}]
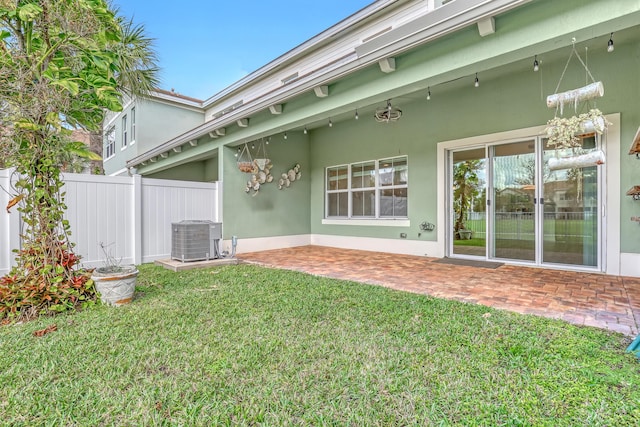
[
  {"xmin": 324, "ymin": 155, "xmax": 409, "ymax": 225},
  {"xmin": 130, "ymin": 107, "xmax": 136, "ymax": 145},
  {"xmin": 104, "ymin": 126, "xmax": 115, "ymax": 160},
  {"xmin": 121, "ymin": 114, "xmax": 128, "ymax": 149}
]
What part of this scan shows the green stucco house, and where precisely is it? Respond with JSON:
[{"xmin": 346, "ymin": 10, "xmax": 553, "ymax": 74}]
[{"xmin": 106, "ymin": 0, "xmax": 640, "ymax": 277}]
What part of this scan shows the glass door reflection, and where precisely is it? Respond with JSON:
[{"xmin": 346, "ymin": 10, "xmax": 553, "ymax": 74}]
[
  {"xmin": 451, "ymin": 148, "xmax": 486, "ymax": 257},
  {"xmin": 490, "ymin": 141, "xmax": 536, "ymax": 261},
  {"xmin": 542, "ymin": 136, "xmax": 599, "ymax": 266}
]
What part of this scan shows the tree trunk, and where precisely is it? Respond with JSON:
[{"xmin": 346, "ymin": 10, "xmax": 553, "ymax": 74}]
[{"xmin": 89, "ymin": 130, "xmax": 104, "ymax": 174}]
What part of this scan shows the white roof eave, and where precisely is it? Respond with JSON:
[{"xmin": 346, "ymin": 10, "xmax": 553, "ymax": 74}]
[{"xmin": 128, "ymin": 0, "xmax": 533, "ymax": 168}]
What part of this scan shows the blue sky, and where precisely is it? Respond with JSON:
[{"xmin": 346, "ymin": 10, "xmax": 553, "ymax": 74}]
[{"xmin": 114, "ymin": 1, "xmax": 373, "ymax": 100}]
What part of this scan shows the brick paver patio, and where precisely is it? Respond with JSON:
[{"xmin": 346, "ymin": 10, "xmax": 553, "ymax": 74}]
[{"xmin": 238, "ymin": 246, "xmax": 640, "ymax": 337}]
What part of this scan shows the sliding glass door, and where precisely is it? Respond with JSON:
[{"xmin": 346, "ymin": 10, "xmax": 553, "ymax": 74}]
[
  {"xmin": 491, "ymin": 140, "xmax": 536, "ymax": 262},
  {"xmin": 541, "ymin": 136, "xmax": 599, "ymax": 266},
  {"xmin": 451, "ymin": 148, "xmax": 486, "ymax": 257},
  {"xmin": 449, "ymin": 135, "xmax": 601, "ymax": 269}
]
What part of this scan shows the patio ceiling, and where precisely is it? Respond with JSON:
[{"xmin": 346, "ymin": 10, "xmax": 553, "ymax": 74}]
[{"xmin": 131, "ymin": 0, "xmax": 640, "ymax": 175}]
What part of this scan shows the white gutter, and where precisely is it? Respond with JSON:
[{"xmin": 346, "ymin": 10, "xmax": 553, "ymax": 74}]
[
  {"xmin": 128, "ymin": 0, "xmax": 531, "ymax": 168},
  {"xmin": 150, "ymin": 91, "xmax": 203, "ymax": 109}
]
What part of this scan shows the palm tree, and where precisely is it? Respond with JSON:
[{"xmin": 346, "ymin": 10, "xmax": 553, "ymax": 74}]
[
  {"xmin": 453, "ymin": 160, "xmax": 481, "ymax": 239},
  {"xmin": 0, "ymin": 0, "xmax": 160, "ymax": 319}
]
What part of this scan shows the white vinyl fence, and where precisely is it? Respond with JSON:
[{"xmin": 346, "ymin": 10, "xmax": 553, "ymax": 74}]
[{"xmin": 1, "ymin": 169, "xmax": 220, "ymax": 275}]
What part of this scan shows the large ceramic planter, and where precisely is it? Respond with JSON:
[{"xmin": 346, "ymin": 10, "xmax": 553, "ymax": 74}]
[{"xmin": 92, "ymin": 265, "xmax": 138, "ymax": 306}]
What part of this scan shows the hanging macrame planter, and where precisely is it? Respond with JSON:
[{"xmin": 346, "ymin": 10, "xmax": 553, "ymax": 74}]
[
  {"xmin": 253, "ymin": 138, "xmax": 270, "ymax": 171},
  {"xmin": 236, "ymin": 143, "xmax": 254, "ymax": 173},
  {"xmin": 545, "ymin": 42, "xmax": 608, "ymax": 171},
  {"xmin": 242, "ymin": 140, "xmax": 274, "ymax": 196}
]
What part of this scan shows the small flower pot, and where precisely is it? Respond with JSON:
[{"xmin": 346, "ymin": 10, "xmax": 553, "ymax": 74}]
[{"xmin": 91, "ymin": 265, "xmax": 138, "ymax": 306}]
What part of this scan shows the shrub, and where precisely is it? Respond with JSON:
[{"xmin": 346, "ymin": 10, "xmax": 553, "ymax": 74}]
[{"xmin": 0, "ymin": 242, "xmax": 96, "ymax": 322}]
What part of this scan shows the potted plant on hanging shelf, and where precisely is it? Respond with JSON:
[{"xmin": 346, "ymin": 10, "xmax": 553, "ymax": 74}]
[
  {"xmin": 545, "ymin": 108, "xmax": 609, "ymax": 171},
  {"xmin": 91, "ymin": 242, "xmax": 138, "ymax": 306}
]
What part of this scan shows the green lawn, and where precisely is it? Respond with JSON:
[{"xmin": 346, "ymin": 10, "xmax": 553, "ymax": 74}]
[{"xmin": 1, "ymin": 264, "xmax": 638, "ymax": 425}]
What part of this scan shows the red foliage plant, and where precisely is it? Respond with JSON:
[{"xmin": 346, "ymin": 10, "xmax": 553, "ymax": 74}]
[{"xmin": 0, "ymin": 243, "xmax": 96, "ymax": 322}]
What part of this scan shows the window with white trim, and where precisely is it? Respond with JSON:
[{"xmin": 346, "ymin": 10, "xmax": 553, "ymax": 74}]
[
  {"xmin": 326, "ymin": 156, "xmax": 408, "ymax": 219},
  {"xmin": 130, "ymin": 107, "xmax": 136, "ymax": 144},
  {"xmin": 122, "ymin": 114, "xmax": 127, "ymax": 148},
  {"xmin": 105, "ymin": 126, "xmax": 115, "ymax": 159}
]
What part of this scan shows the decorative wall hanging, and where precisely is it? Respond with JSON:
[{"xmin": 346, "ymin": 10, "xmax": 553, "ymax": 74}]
[
  {"xmin": 374, "ymin": 99, "xmax": 402, "ymax": 123},
  {"xmin": 240, "ymin": 140, "xmax": 274, "ymax": 196},
  {"xmin": 545, "ymin": 42, "xmax": 608, "ymax": 171},
  {"xmin": 278, "ymin": 164, "xmax": 301, "ymax": 190}
]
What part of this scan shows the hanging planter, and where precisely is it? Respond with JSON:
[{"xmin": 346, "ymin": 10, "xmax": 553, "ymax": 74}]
[
  {"xmin": 543, "ymin": 43, "xmax": 610, "ymax": 172},
  {"xmin": 236, "ymin": 143, "xmax": 254, "ymax": 173},
  {"xmin": 242, "ymin": 140, "xmax": 274, "ymax": 196},
  {"xmin": 545, "ymin": 109, "xmax": 609, "ymax": 150},
  {"xmin": 546, "ymin": 109, "xmax": 609, "ymax": 171},
  {"xmin": 253, "ymin": 139, "xmax": 271, "ymax": 172}
]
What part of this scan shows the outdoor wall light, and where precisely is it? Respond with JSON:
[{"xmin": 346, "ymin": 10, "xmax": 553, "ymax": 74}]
[
  {"xmin": 474, "ymin": 73, "xmax": 480, "ymax": 87},
  {"xmin": 533, "ymin": 55, "xmax": 539, "ymax": 72},
  {"xmin": 427, "ymin": 87, "xmax": 431, "ymax": 100},
  {"xmin": 607, "ymin": 33, "xmax": 614, "ymax": 53},
  {"xmin": 355, "ymin": 110, "xmax": 359, "ymax": 120},
  {"xmin": 284, "ymin": 132, "xmax": 288, "ymax": 140},
  {"xmin": 329, "ymin": 119, "xmax": 333, "ymax": 127},
  {"xmin": 303, "ymin": 126, "xmax": 308, "ymax": 134}
]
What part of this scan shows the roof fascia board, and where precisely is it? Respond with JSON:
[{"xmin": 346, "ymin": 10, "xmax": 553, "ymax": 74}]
[
  {"xmin": 126, "ymin": 0, "xmax": 543, "ymax": 168},
  {"xmin": 355, "ymin": 0, "xmax": 533, "ymax": 58},
  {"xmin": 149, "ymin": 91, "xmax": 204, "ymax": 109},
  {"xmin": 202, "ymin": 0, "xmax": 409, "ymax": 108},
  {"xmin": 128, "ymin": 1, "xmax": 529, "ymax": 167},
  {"xmin": 133, "ymin": 0, "xmax": 640, "ymax": 169},
  {"xmin": 142, "ymin": 96, "xmax": 204, "ymax": 114}
]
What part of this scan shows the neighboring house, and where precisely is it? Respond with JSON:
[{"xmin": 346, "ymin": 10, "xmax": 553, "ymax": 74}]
[
  {"xmin": 103, "ymin": 89, "xmax": 204, "ymax": 176},
  {"xmin": 119, "ymin": 0, "xmax": 640, "ymax": 277}
]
